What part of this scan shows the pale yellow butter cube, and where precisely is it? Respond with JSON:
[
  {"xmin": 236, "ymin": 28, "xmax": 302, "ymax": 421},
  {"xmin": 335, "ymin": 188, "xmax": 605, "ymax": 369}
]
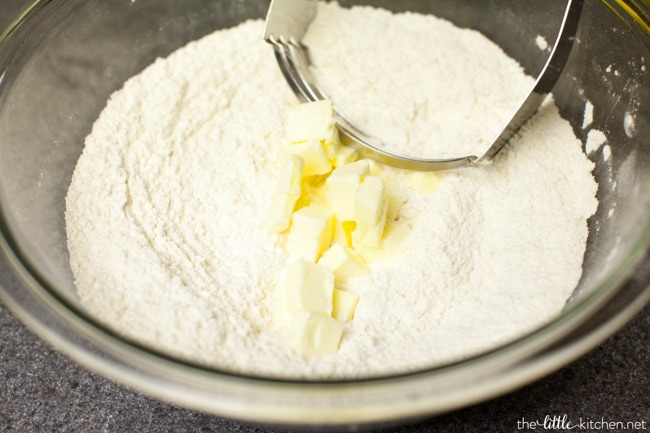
[
  {"xmin": 332, "ymin": 218, "xmax": 356, "ymax": 248},
  {"xmin": 285, "ymin": 259, "xmax": 334, "ymax": 317},
  {"xmin": 274, "ymin": 154, "xmax": 304, "ymax": 196},
  {"xmin": 317, "ymin": 243, "xmax": 369, "ymax": 284},
  {"xmin": 323, "ymin": 127, "xmax": 342, "ymax": 161},
  {"xmin": 285, "ymin": 99, "xmax": 336, "ymax": 143},
  {"xmin": 283, "ymin": 140, "xmax": 332, "ymax": 177},
  {"xmin": 286, "ymin": 205, "xmax": 334, "ymax": 262},
  {"xmin": 266, "ymin": 194, "xmax": 299, "ymax": 234},
  {"xmin": 356, "ymin": 221, "xmax": 411, "ymax": 263},
  {"xmin": 386, "ymin": 189, "xmax": 407, "ymax": 221},
  {"xmin": 326, "ymin": 160, "xmax": 369, "ymax": 221},
  {"xmin": 265, "ymin": 155, "xmax": 304, "ymax": 233},
  {"xmin": 331, "ymin": 218, "xmax": 348, "ymax": 248},
  {"xmin": 383, "ymin": 220, "xmax": 411, "ymax": 248},
  {"xmin": 332, "ymin": 289, "xmax": 360, "ymax": 322},
  {"xmin": 406, "ymin": 171, "xmax": 441, "ymax": 195},
  {"xmin": 285, "ymin": 311, "xmax": 344, "ymax": 357},
  {"xmin": 354, "ymin": 175, "xmax": 386, "ymax": 226},
  {"xmin": 332, "ymin": 144, "xmax": 358, "ymax": 167},
  {"xmin": 366, "ymin": 158, "xmax": 384, "ymax": 176},
  {"xmin": 352, "ymin": 198, "xmax": 387, "ymax": 248}
]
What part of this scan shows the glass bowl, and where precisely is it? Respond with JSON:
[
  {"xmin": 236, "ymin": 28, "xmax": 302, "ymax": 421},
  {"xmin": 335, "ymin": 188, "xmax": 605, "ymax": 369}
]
[{"xmin": 0, "ymin": 0, "xmax": 648, "ymax": 428}]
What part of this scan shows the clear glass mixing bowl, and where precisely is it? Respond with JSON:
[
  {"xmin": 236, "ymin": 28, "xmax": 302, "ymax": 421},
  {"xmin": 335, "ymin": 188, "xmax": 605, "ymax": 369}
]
[{"xmin": 0, "ymin": 0, "xmax": 648, "ymax": 428}]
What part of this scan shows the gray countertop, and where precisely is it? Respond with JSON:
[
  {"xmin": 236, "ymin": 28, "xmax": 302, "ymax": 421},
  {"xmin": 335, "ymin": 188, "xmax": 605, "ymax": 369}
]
[{"xmin": 1, "ymin": 1, "xmax": 648, "ymax": 432}]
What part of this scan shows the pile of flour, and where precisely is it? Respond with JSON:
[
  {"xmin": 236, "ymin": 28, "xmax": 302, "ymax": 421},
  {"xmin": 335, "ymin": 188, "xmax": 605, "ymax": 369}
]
[
  {"xmin": 304, "ymin": 4, "xmax": 535, "ymax": 159},
  {"xmin": 65, "ymin": 3, "xmax": 598, "ymax": 379}
]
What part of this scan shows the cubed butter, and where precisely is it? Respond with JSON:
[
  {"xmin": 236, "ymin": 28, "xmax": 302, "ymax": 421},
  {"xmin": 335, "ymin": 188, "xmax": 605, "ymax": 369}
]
[
  {"xmin": 265, "ymin": 155, "xmax": 304, "ymax": 233},
  {"xmin": 323, "ymin": 127, "xmax": 342, "ymax": 161},
  {"xmin": 286, "ymin": 205, "xmax": 334, "ymax": 261},
  {"xmin": 285, "ymin": 99, "xmax": 336, "ymax": 144},
  {"xmin": 352, "ymin": 212, "xmax": 387, "ymax": 249},
  {"xmin": 366, "ymin": 158, "xmax": 384, "ymax": 176},
  {"xmin": 354, "ymin": 175, "xmax": 386, "ymax": 226},
  {"xmin": 266, "ymin": 194, "xmax": 299, "ymax": 234},
  {"xmin": 341, "ymin": 221, "xmax": 356, "ymax": 247},
  {"xmin": 326, "ymin": 160, "xmax": 369, "ymax": 221},
  {"xmin": 317, "ymin": 243, "xmax": 369, "ymax": 284},
  {"xmin": 406, "ymin": 171, "xmax": 441, "ymax": 195},
  {"xmin": 274, "ymin": 154, "xmax": 304, "ymax": 197},
  {"xmin": 331, "ymin": 218, "xmax": 346, "ymax": 247},
  {"xmin": 386, "ymin": 188, "xmax": 407, "ymax": 221},
  {"xmin": 283, "ymin": 140, "xmax": 332, "ymax": 177},
  {"xmin": 285, "ymin": 259, "xmax": 334, "ymax": 316},
  {"xmin": 356, "ymin": 221, "xmax": 411, "ymax": 263},
  {"xmin": 285, "ymin": 311, "xmax": 344, "ymax": 357},
  {"xmin": 332, "ymin": 289, "xmax": 360, "ymax": 322},
  {"xmin": 332, "ymin": 144, "xmax": 358, "ymax": 167},
  {"xmin": 332, "ymin": 218, "xmax": 356, "ymax": 248}
]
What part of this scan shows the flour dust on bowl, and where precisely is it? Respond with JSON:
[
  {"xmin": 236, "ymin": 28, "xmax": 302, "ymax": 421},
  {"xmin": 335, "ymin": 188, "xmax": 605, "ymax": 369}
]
[{"xmin": 0, "ymin": 0, "xmax": 649, "ymax": 428}]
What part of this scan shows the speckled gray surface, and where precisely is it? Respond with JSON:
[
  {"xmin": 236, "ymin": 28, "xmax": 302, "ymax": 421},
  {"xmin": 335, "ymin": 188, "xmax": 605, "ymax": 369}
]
[{"xmin": 0, "ymin": 1, "xmax": 649, "ymax": 432}]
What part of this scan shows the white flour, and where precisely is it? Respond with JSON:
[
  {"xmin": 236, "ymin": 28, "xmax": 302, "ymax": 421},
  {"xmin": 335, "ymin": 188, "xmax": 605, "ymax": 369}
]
[
  {"xmin": 303, "ymin": 4, "xmax": 535, "ymax": 159},
  {"xmin": 65, "ymin": 3, "xmax": 598, "ymax": 379}
]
